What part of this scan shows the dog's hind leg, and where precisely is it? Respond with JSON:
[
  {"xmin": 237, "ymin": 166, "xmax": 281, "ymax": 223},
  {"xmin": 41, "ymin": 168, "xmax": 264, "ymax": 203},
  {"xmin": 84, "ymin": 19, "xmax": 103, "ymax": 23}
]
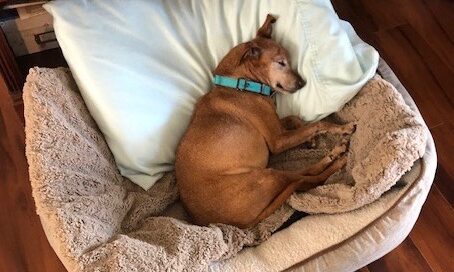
[
  {"xmin": 201, "ymin": 168, "xmax": 300, "ymax": 228},
  {"xmin": 197, "ymin": 154, "xmax": 347, "ymax": 228},
  {"xmin": 246, "ymin": 156, "xmax": 347, "ymax": 228}
]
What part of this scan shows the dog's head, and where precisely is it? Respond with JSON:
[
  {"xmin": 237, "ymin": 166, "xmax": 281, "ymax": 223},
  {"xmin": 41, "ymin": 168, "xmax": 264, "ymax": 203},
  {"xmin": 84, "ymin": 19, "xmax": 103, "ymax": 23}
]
[{"xmin": 239, "ymin": 15, "xmax": 305, "ymax": 94}]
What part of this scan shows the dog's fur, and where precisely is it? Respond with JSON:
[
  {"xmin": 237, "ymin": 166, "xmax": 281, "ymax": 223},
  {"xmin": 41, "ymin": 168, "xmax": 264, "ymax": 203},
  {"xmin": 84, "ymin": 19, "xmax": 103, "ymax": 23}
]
[{"xmin": 175, "ymin": 15, "xmax": 354, "ymax": 229}]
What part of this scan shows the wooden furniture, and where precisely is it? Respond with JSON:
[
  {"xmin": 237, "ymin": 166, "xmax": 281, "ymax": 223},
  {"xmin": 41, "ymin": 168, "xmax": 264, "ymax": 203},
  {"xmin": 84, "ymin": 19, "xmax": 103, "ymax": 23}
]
[
  {"xmin": 1, "ymin": 1, "xmax": 47, "ymax": 9},
  {"xmin": 0, "ymin": 28, "xmax": 66, "ymax": 116},
  {"xmin": 0, "ymin": 0, "xmax": 65, "ymax": 103},
  {"xmin": 0, "ymin": 26, "xmax": 23, "ymax": 93}
]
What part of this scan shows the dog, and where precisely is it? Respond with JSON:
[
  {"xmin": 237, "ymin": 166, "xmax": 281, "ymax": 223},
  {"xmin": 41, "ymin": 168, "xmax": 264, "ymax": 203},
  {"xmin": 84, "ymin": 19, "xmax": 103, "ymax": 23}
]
[{"xmin": 175, "ymin": 15, "xmax": 355, "ymax": 229}]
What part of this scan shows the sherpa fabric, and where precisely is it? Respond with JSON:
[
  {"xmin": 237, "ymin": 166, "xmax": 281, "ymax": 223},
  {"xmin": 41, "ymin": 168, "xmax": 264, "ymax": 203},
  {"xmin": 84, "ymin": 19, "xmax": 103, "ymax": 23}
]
[
  {"xmin": 24, "ymin": 66, "xmax": 426, "ymax": 271},
  {"xmin": 287, "ymin": 74, "xmax": 427, "ymax": 213}
]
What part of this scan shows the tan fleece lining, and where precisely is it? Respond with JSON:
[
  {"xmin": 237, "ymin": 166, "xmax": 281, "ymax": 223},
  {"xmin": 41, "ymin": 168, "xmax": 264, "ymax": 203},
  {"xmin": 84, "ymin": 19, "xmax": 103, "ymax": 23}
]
[{"xmin": 283, "ymin": 160, "xmax": 425, "ymax": 271}]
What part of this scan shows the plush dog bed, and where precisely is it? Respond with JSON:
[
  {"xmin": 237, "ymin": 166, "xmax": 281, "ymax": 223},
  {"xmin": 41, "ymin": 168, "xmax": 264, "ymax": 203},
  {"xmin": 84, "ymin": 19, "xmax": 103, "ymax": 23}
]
[{"xmin": 25, "ymin": 60, "xmax": 436, "ymax": 271}]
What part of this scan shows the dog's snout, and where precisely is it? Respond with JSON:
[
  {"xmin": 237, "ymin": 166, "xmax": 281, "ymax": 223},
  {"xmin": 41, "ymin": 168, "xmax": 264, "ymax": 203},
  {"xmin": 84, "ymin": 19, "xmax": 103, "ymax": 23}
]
[{"xmin": 295, "ymin": 74, "xmax": 305, "ymax": 89}]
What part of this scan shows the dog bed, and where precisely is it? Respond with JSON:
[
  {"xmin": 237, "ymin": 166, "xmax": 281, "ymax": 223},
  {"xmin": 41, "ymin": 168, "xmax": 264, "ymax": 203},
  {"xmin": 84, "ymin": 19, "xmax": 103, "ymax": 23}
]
[{"xmin": 25, "ymin": 59, "xmax": 436, "ymax": 271}]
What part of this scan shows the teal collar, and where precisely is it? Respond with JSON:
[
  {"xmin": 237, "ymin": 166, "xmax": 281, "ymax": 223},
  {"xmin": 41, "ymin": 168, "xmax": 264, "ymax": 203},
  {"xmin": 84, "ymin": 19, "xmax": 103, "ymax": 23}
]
[{"xmin": 213, "ymin": 75, "xmax": 275, "ymax": 97}]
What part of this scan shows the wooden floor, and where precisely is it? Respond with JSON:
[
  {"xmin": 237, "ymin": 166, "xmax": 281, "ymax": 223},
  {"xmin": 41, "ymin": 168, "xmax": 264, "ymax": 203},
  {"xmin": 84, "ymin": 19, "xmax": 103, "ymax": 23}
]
[{"xmin": 0, "ymin": 0, "xmax": 452, "ymax": 271}]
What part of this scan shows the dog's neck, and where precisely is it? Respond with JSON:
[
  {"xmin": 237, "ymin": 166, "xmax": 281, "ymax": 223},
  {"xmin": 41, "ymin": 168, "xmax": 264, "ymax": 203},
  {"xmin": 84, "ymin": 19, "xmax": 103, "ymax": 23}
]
[
  {"xmin": 214, "ymin": 68, "xmax": 274, "ymax": 99},
  {"xmin": 214, "ymin": 43, "xmax": 269, "ymax": 87},
  {"xmin": 214, "ymin": 65, "xmax": 258, "ymax": 81},
  {"xmin": 211, "ymin": 43, "xmax": 277, "ymax": 107},
  {"xmin": 211, "ymin": 77, "xmax": 276, "ymax": 109}
]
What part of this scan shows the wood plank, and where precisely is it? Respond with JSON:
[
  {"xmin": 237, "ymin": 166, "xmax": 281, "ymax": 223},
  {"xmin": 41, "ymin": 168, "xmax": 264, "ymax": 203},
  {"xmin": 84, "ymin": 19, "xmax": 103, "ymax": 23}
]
[
  {"xmin": 358, "ymin": 0, "xmax": 407, "ymax": 31},
  {"xmin": 409, "ymin": 184, "xmax": 454, "ymax": 272},
  {"xmin": 430, "ymin": 125, "xmax": 454, "ymax": 204},
  {"xmin": 423, "ymin": 0, "xmax": 454, "ymax": 43},
  {"xmin": 398, "ymin": 0, "xmax": 454, "ymax": 71},
  {"xmin": 396, "ymin": 24, "xmax": 454, "ymax": 104},
  {"xmin": 0, "ymin": 74, "xmax": 65, "ymax": 271},
  {"xmin": 331, "ymin": 0, "xmax": 378, "ymax": 43},
  {"xmin": 431, "ymin": 162, "xmax": 454, "ymax": 207},
  {"xmin": 357, "ymin": 266, "xmax": 371, "ymax": 272},
  {"xmin": 367, "ymin": 237, "xmax": 432, "ymax": 272},
  {"xmin": 0, "ymin": 27, "xmax": 23, "ymax": 93},
  {"xmin": 371, "ymin": 26, "xmax": 453, "ymax": 129},
  {"xmin": 14, "ymin": 99, "xmax": 24, "ymax": 124}
]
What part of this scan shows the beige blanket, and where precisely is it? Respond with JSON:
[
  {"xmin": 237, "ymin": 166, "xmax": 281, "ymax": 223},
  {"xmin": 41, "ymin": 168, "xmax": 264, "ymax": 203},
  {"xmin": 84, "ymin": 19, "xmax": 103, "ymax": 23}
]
[{"xmin": 24, "ymin": 67, "xmax": 426, "ymax": 271}]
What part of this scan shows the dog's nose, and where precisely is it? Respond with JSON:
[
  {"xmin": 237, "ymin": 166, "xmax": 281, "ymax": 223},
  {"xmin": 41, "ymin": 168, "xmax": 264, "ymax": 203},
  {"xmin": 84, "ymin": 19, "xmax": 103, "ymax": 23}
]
[
  {"xmin": 294, "ymin": 73, "xmax": 305, "ymax": 89},
  {"xmin": 297, "ymin": 79, "xmax": 305, "ymax": 89},
  {"xmin": 296, "ymin": 76, "xmax": 306, "ymax": 89}
]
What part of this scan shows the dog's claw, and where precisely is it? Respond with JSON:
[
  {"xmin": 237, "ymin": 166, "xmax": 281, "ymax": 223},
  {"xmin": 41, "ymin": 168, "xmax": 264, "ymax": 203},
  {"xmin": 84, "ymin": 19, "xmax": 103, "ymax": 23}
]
[
  {"xmin": 333, "ymin": 153, "xmax": 348, "ymax": 169},
  {"xmin": 329, "ymin": 142, "xmax": 348, "ymax": 160},
  {"xmin": 341, "ymin": 123, "xmax": 356, "ymax": 135}
]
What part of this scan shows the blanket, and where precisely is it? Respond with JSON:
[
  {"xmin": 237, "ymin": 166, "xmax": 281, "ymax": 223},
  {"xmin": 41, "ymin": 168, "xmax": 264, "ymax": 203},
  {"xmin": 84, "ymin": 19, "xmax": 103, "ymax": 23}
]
[{"xmin": 24, "ymin": 67, "xmax": 426, "ymax": 271}]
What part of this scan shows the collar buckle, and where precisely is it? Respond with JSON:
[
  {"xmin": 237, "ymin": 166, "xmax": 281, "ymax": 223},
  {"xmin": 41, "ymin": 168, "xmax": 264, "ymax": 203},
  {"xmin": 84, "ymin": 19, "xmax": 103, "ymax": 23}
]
[
  {"xmin": 236, "ymin": 78, "xmax": 250, "ymax": 91},
  {"xmin": 260, "ymin": 83, "xmax": 266, "ymax": 95},
  {"xmin": 236, "ymin": 78, "xmax": 244, "ymax": 91}
]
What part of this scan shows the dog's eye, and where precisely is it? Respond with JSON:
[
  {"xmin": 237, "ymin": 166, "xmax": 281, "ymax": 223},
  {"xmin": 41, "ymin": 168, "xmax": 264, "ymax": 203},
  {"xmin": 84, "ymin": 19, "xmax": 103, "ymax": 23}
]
[{"xmin": 277, "ymin": 60, "xmax": 286, "ymax": 67}]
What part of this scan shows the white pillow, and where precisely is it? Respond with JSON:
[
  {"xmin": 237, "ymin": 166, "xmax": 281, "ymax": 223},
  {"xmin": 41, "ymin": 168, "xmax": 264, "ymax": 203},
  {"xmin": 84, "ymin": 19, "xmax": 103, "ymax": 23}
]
[{"xmin": 45, "ymin": 0, "xmax": 378, "ymax": 190}]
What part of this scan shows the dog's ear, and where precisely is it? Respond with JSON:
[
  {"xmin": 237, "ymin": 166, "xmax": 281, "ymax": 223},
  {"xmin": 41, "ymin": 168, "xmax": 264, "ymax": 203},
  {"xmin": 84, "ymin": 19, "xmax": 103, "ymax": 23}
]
[
  {"xmin": 257, "ymin": 14, "xmax": 277, "ymax": 38},
  {"xmin": 240, "ymin": 42, "xmax": 261, "ymax": 63}
]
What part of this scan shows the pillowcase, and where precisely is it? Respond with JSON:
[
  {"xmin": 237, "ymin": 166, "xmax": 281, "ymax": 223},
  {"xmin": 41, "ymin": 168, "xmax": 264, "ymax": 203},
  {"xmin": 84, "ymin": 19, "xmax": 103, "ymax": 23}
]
[{"xmin": 45, "ymin": 0, "xmax": 378, "ymax": 190}]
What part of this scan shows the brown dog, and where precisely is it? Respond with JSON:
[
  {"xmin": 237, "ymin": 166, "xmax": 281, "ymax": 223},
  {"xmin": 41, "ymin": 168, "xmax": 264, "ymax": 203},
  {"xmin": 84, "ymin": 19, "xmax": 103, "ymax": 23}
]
[{"xmin": 175, "ymin": 15, "xmax": 354, "ymax": 229}]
